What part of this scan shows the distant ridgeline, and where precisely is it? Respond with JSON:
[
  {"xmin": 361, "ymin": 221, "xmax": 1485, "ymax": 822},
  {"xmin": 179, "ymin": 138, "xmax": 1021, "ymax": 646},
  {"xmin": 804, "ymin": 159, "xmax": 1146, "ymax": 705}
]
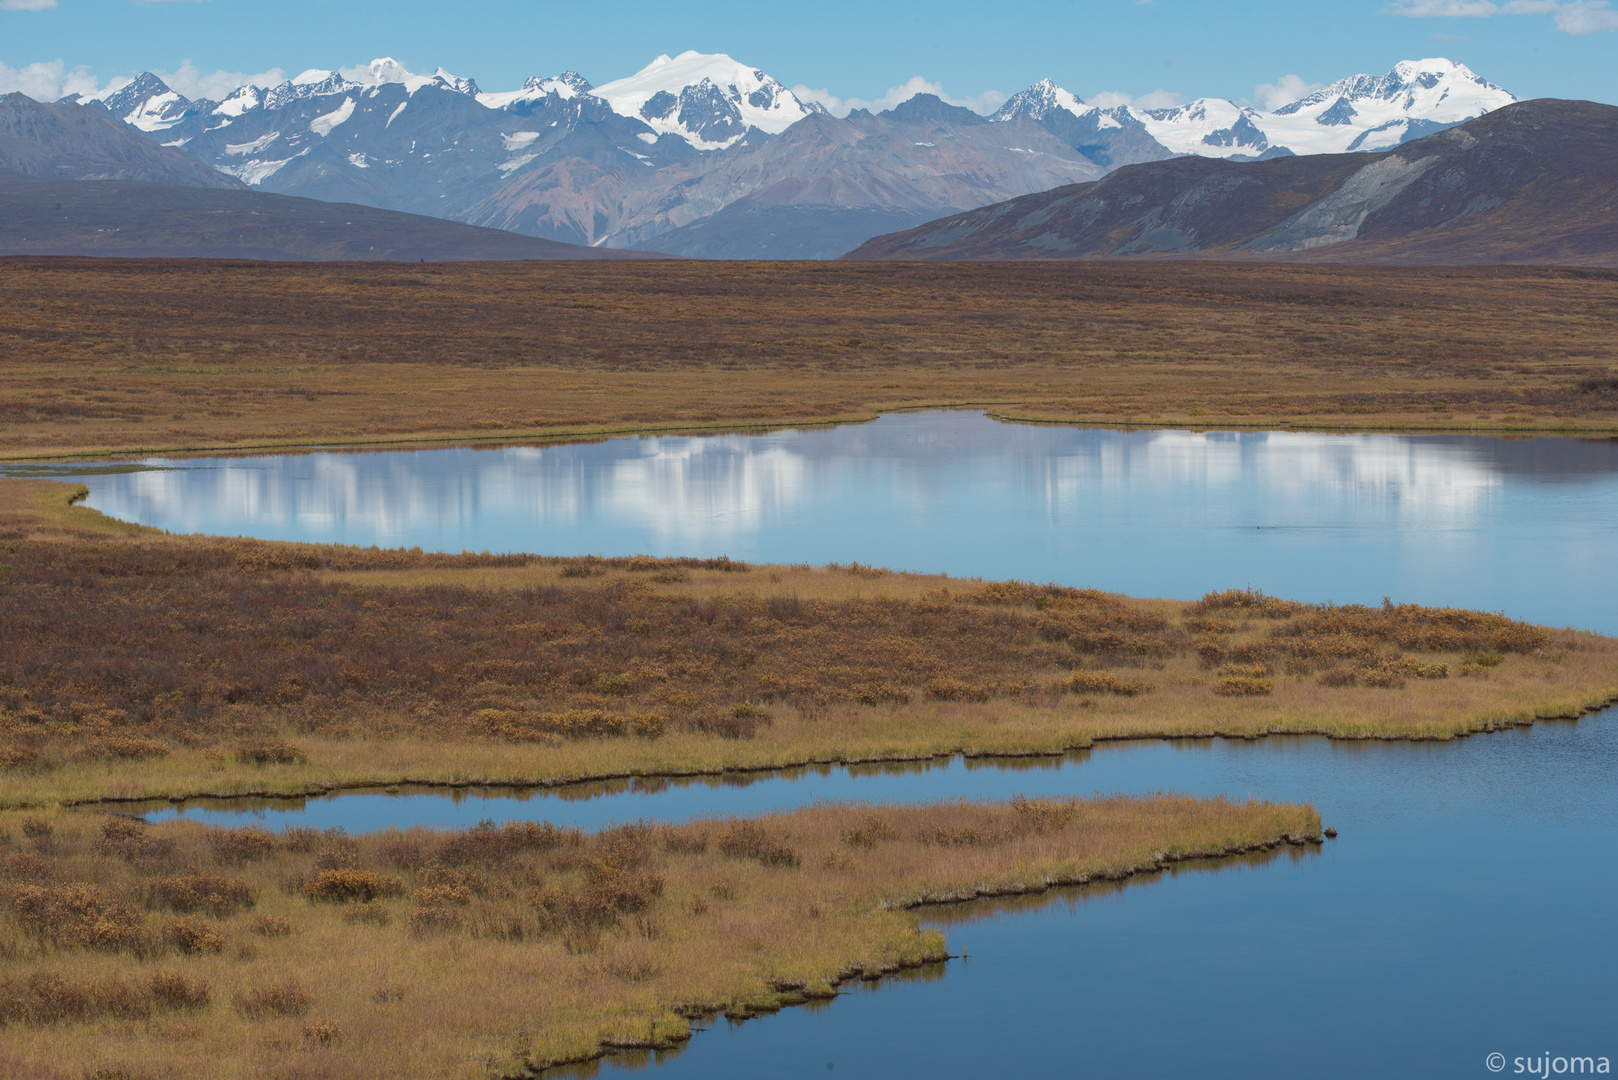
[{"xmin": 16, "ymin": 52, "xmax": 1538, "ymax": 259}]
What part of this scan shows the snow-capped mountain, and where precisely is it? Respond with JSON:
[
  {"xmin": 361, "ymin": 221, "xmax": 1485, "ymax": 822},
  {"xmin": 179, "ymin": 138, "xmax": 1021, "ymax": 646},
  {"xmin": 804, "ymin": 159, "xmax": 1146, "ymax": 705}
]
[
  {"xmin": 990, "ymin": 78, "xmax": 1172, "ymax": 169},
  {"xmin": 475, "ymin": 72, "xmax": 592, "ymax": 111},
  {"xmin": 1138, "ymin": 99, "xmax": 1277, "ymax": 159},
  {"xmin": 992, "ymin": 59, "xmax": 1514, "ymax": 162},
  {"xmin": 591, "ymin": 51, "xmax": 821, "ymax": 149},
  {"xmin": 63, "ymin": 53, "xmax": 1520, "ymax": 257},
  {"xmin": 95, "ymin": 71, "xmax": 203, "ymax": 132},
  {"xmin": 1258, "ymin": 58, "xmax": 1514, "ymax": 154}
]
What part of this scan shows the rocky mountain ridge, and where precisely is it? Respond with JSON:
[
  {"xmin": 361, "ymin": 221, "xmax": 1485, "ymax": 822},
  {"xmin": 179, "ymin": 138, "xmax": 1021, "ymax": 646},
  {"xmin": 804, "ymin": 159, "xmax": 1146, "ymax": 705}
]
[{"xmin": 44, "ymin": 53, "xmax": 1522, "ymax": 257}]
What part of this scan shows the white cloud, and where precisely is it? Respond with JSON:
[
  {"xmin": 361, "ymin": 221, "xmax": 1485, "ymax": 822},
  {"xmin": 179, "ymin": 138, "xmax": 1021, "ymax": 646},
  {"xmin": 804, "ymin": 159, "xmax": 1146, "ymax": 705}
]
[
  {"xmin": 1, "ymin": 0, "xmax": 57, "ymax": 10},
  {"xmin": 792, "ymin": 76, "xmax": 1006, "ymax": 118},
  {"xmin": 0, "ymin": 58, "xmax": 285, "ymax": 104},
  {"xmin": 0, "ymin": 58, "xmax": 104, "ymax": 100},
  {"xmin": 1390, "ymin": 0, "xmax": 1499, "ymax": 14},
  {"xmin": 152, "ymin": 60, "xmax": 286, "ymax": 100},
  {"xmin": 1252, "ymin": 74, "xmax": 1326, "ymax": 110},
  {"xmin": 1390, "ymin": 0, "xmax": 1618, "ymax": 30},
  {"xmin": 1088, "ymin": 88, "xmax": 1187, "ymax": 111},
  {"xmin": 1550, "ymin": 0, "xmax": 1618, "ymax": 31}
]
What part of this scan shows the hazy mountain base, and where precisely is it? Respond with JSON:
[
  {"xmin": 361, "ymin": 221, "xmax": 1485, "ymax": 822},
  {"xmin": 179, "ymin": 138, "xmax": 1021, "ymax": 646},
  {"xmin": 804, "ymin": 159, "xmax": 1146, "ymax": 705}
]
[{"xmin": 0, "ymin": 175, "xmax": 665, "ymax": 261}]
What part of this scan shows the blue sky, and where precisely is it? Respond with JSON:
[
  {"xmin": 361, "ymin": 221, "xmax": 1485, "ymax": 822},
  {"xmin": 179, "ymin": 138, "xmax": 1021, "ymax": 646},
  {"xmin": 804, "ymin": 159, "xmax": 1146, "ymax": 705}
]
[{"xmin": 1, "ymin": 0, "xmax": 1614, "ymax": 111}]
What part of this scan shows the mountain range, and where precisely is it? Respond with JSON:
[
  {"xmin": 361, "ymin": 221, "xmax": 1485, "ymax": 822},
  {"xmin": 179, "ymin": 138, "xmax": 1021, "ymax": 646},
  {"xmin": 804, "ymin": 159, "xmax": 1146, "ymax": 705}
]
[
  {"xmin": 61, "ymin": 52, "xmax": 1516, "ymax": 258},
  {"xmin": 0, "ymin": 93, "xmax": 655, "ymax": 261},
  {"xmin": 843, "ymin": 99, "xmax": 1618, "ymax": 266}
]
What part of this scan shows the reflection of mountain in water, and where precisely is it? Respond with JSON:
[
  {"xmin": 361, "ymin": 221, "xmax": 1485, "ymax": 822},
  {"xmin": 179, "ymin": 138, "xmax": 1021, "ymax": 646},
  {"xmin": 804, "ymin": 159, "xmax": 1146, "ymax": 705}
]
[{"xmin": 100, "ymin": 414, "xmax": 1614, "ymax": 545}]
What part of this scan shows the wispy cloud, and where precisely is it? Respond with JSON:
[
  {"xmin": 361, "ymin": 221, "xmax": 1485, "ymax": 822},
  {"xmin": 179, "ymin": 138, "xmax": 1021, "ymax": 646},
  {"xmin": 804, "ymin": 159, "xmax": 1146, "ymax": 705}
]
[
  {"xmin": 0, "ymin": 57, "xmax": 284, "ymax": 103},
  {"xmin": 1252, "ymin": 74, "xmax": 1327, "ymax": 110},
  {"xmin": 1391, "ymin": 0, "xmax": 1498, "ymax": 14},
  {"xmin": 792, "ymin": 77, "xmax": 1006, "ymax": 117},
  {"xmin": 1088, "ymin": 88, "xmax": 1187, "ymax": 111},
  {"xmin": 0, "ymin": 0, "xmax": 57, "ymax": 11},
  {"xmin": 0, "ymin": 58, "xmax": 102, "ymax": 99},
  {"xmin": 1390, "ymin": 0, "xmax": 1618, "ymax": 32},
  {"xmin": 153, "ymin": 60, "xmax": 286, "ymax": 100}
]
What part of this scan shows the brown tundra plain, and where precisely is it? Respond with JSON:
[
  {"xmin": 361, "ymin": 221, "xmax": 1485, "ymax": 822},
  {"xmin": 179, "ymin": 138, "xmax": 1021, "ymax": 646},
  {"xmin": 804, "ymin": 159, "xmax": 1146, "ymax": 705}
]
[{"xmin": 1, "ymin": 258, "xmax": 1616, "ymax": 462}]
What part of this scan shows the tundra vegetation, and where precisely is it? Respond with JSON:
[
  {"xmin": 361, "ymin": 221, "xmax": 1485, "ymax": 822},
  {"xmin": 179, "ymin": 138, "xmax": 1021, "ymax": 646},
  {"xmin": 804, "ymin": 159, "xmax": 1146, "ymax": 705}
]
[
  {"xmin": 0, "ymin": 472, "xmax": 1609, "ymax": 1077},
  {"xmin": 2, "ymin": 259, "xmax": 1617, "ymax": 463},
  {"xmin": 2, "ymin": 479, "xmax": 1614, "ymax": 807},
  {"xmin": 0, "ymin": 796, "xmax": 1319, "ymax": 1079}
]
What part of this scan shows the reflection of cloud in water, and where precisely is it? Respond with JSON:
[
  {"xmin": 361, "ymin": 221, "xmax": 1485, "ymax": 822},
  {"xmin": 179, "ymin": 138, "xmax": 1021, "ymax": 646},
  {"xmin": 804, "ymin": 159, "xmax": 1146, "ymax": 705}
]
[
  {"xmin": 1039, "ymin": 431, "xmax": 1500, "ymax": 523},
  {"xmin": 100, "ymin": 423, "xmax": 1520, "ymax": 547},
  {"xmin": 606, "ymin": 439, "xmax": 808, "ymax": 538}
]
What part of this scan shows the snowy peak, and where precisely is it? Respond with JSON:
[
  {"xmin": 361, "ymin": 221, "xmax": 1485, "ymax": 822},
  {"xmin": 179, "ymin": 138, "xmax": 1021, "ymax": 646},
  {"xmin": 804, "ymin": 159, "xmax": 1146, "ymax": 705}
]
[
  {"xmin": 477, "ymin": 71, "xmax": 593, "ymax": 111},
  {"xmin": 96, "ymin": 72, "xmax": 199, "ymax": 133},
  {"xmin": 264, "ymin": 70, "xmax": 359, "ymax": 111},
  {"xmin": 355, "ymin": 58, "xmax": 481, "ymax": 97},
  {"xmin": 1258, "ymin": 58, "xmax": 1515, "ymax": 155},
  {"xmin": 590, "ymin": 51, "xmax": 815, "ymax": 148},
  {"xmin": 990, "ymin": 79, "xmax": 1091, "ymax": 122},
  {"xmin": 1140, "ymin": 98, "xmax": 1271, "ymax": 158}
]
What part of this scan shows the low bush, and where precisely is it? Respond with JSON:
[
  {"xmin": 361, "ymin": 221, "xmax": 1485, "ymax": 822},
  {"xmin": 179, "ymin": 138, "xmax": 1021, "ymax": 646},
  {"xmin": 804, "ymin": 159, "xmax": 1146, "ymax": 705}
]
[
  {"xmin": 717, "ymin": 821, "xmax": 799, "ymax": 868},
  {"xmin": 209, "ymin": 828, "xmax": 277, "ymax": 866},
  {"xmin": 147, "ymin": 871, "xmax": 256, "ymax": 916},
  {"xmin": 1064, "ymin": 672, "xmax": 1149, "ymax": 696},
  {"xmin": 0, "ymin": 970, "xmax": 207, "ymax": 1026},
  {"xmin": 11, "ymin": 883, "xmax": 150, "ymax": 953},
  {"xmin": 163, "ymin": 917, "xmax": 224, "ymax": 955},
  {"xmin": 301, "ymin": 870, "xmax": 405, "ymax": 904},
  {"xmin": 235, "ymin": 978, "xmax": 311, "ymax": 1020},
  {"xmin": 236, "ymin": 741, "xmax": 307, "ymax": 766}
]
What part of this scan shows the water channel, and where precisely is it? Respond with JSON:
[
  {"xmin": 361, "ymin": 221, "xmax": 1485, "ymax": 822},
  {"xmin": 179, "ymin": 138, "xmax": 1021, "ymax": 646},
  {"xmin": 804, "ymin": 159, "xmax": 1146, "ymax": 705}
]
[{"xmin": 30, "ymin": 412, "xmax": 1618, "ymax": 1078}]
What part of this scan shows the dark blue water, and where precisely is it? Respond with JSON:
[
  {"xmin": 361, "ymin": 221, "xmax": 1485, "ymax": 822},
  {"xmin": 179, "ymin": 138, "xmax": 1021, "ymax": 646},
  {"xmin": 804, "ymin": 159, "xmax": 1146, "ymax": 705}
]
[
  {"xmin": 42, "ymin": 411, "xmax": 1618, "ymax": 634},
  {"xmin": 45, "ymin": 414, "xmax": 1618, "ymax": 1078}
]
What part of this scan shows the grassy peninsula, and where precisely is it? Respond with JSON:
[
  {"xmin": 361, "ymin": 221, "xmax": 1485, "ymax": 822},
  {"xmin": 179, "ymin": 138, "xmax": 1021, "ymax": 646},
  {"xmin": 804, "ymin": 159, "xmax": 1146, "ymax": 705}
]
[
  {"xmin": 3, "ymin": 259, "xmax": 1617, "ymax": 464},
  {"xmin": 3, "ymin": 479, "xmax": 1614, "ymax": 809},
  {"xmin": 0, "ymin": 796, "xmax": 1319, "ymax": 1079}
]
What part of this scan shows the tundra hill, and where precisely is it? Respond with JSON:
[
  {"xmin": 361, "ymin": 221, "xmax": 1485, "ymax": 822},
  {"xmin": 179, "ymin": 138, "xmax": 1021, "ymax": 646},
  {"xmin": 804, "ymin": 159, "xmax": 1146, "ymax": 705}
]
[
  {"xmin": 0, "ymin": 177, "xmax": 666, "ymax": 261},
  {"xmin": 843, "ymin": 100, "xmax": 1618, "ymax": 266}
]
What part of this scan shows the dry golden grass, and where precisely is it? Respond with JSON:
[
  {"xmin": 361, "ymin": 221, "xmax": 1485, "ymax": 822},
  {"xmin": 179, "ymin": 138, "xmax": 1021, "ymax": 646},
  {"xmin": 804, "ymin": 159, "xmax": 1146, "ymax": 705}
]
[
  {"xmin": 2, "ymin": 259, "xmax": 1616, "ymax": 463},
  {"xmin": 0, "ymin": 796, "xmax": 1319, "ymax": 1079},
  {"xmin": 3, "ymin": 481, "xmax": 1613, "ymax": 809}
]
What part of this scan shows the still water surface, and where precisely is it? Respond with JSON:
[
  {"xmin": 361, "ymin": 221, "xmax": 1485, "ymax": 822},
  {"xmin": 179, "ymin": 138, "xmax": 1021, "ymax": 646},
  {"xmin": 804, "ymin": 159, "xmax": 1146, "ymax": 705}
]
[
  {"xmin": 49, "ymin": 413, "xmax": 1618, "ymax": 1078},
  {"xmin": 59, "ymin": 410, "xmax": 1618, "ymax": 633}
]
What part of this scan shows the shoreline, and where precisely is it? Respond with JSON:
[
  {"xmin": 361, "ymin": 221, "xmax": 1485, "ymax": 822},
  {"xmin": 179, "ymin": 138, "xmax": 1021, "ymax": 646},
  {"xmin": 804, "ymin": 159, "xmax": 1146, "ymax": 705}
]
[
  {"xmin": 54, "ymin": 692, "xmax": 1617, "ymax": 814},
  {"xmin": 520, "ymin": 829, "xmax": 1325, "ymax": 1078},
  {"xmin": 9, "ymin": 404, "xmax": 1618, "ymax": 466}
]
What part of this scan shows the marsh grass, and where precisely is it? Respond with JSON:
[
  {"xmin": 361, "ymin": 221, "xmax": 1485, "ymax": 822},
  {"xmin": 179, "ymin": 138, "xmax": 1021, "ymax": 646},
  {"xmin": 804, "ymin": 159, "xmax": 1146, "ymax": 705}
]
[
  {"xmin": 2, "ymin": 483, "xmax": 1614, "ymax": 808},
  {"xmin": 0, "ymin": 795, "xmax": 1317, "ymax": 1079}
]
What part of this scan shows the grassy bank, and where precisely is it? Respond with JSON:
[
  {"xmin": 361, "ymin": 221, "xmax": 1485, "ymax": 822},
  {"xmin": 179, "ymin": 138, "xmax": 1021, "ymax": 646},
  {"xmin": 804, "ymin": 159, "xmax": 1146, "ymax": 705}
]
[
  {"xmin": 0, "ymin": 796, "xmax": 1320, "ymax": 1080},
  {"xmin": 3, "ymin": 259, "xmax": 1617, "ymax": 462},
  {"xmin": 3, "ymin": 481, "xmax": 1614, "ymax": 809}
]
